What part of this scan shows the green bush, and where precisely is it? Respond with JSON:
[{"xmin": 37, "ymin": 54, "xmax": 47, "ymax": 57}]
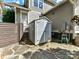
[{"xmin": 2, "ymin": 9, "xmax": 15, "ymax": 23}]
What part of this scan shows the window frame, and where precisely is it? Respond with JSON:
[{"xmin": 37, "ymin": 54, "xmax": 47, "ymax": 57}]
[
  {"xmin": 33, "ymin": 0, "xmax": 44, "ymax": 9},
  {"xmin": 39, "ymin": 0, "xmax": 43, "ymax": 9},
  {"xmin": 33, "ymin": 0, "xmax": 39, "ymax": 7}
]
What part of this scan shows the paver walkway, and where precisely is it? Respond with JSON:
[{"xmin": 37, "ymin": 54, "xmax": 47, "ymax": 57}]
[{"xmin": 0, "ymin": 42, "xmax": 79, "ymax": 59}]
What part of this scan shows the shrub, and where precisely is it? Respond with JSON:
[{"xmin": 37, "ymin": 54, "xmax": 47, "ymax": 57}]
[{"xmin": 2, "ymin": 8, "xmax": 15, "ymax": 23}]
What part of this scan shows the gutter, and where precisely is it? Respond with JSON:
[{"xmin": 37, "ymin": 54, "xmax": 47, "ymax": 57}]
[{"xmin": 4, "ymin": 3, "xmax": 31, "ymax": 11}]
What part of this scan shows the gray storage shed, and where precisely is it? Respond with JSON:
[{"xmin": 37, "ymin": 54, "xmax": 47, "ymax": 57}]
[{"xmin": 29, "ymin": 17, "xmax": 51, "ymax": 45}]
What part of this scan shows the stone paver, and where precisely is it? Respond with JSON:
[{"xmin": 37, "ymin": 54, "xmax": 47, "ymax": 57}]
[
  {"xmin": 19, "ymin": 55, "xmax": 26, "ymax": 59},
  {"xmin": 0, "ymin": 42, "xmax": 79, "ymax": 59},
  {"xmin": 23, "ymin": 51, "xmax": 32, "ymax": 59},
  {"xmin": 13, "ymin": 45, "xmax": 29, "ymax": 54},
  {"xmin": 4, "ymin": 55, "xmax": 19, "ymax": 59},
  {"xmin": 2, "ymin": 48, "xmax": 13, "ymax": 56}
]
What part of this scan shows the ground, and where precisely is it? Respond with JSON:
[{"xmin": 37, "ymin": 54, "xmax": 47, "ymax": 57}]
[{"xmin": 0, "ymin": 42, "xmax": 79, "ymax": 59}]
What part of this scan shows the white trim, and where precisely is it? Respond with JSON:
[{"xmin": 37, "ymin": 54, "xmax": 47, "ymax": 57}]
[
  {"xmin": 32, "ymin": 0, "xmax": 44, "ymax": 9},
  {"xmin": 20, "ymin": 10, "xmax": 28, "ymax": 24},
  {"xmin": 32, "ymin": 0, "xmax": 34, "ymax": 7},
  {"xmin": 14, "ymin": 7, "xmax": 17, "ymax": 23},
  {"xmin": 32, "ymin": 0, "xmax": 39, "ymax": 8},
  {"xmin": 20, "ymin": 10, "xmax": 28, "ymax": 13},
  {"xmin": 0, "ymin": 6, "xmax": 3, "ymax": 22},
  {"xmin": 20, "ymin": 10, "xmax": 28, "ymax": 32},
  {"xmin": 29, "ymin": 0, "xmax": 31, "ymax": 8}
]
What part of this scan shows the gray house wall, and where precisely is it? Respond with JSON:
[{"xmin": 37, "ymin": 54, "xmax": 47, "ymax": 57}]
[
  {"xmin": 24, "ymin": 0, "xmax": 54, "ymax": 24},
  {"xmin": 45, "ymin": 1, "xmax": 74, "ymax": 32}
]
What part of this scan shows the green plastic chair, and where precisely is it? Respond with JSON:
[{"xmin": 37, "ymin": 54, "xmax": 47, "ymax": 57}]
[{"xmin": 61, "ymin": 33, "xmax": 69, "ymax": 44}]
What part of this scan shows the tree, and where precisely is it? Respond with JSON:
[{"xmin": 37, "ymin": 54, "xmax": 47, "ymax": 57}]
[
  {"xmin": 2, "ymin": 8, "xmax": 15, "ymax": 23},
  {"xmin": 0, "ymin": 0, "xmax": 15, "ymax": 23},
  {"xmin": 0, "ymin": 0, "xmax": 2, "ymax": 3}
]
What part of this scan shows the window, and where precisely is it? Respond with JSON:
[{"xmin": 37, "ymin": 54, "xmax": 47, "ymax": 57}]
[
  {"xmin": 39, "ymin": 0, "xmax": 43, "ymax": 9},
  {"xmin": 34, "ymin": 0, "xmax": 38, "ymax": 7},
  {"xmin": 33, "ymin": 0, "xmax": 43, "ymax": 9}
]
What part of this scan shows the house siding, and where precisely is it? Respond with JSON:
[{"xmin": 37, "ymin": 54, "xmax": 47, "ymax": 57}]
[
  {"xmin": 45, "ymin": 1, "xmax": 73, "ymax": 32},
  {"xmin": 42, "ymin": 2, "xmax": 53, "ymax": 14},
  {"xmin": 27, "ymin": 0, "xmax": 54, "ymax": 23},
  {"xmin": 28, "ymin": 11, "xmax": 41, "ymax": 23}
]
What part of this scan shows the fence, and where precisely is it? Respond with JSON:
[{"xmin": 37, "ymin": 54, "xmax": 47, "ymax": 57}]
[{"xmin": 0, "ymin": 23, "xmax": 23, "ymax": 47}]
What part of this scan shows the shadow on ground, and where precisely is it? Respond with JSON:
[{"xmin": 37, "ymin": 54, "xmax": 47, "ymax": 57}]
[
  {"xmin": 19, "ymin": 32, "xmax": 34, "ymax": 45},
  {"xmin": 19, "ymin": 33, "xmax": 79, "ymax": 59},
  {"xmin": 22, "ymin": 48, "xmax": 79, "ymax": 59},
  {"xmin": 19, "ymin": 32, "xmax": 52, "ymax": 46}
]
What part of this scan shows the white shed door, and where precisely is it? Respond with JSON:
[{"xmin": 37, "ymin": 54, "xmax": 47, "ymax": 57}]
[{"xmin": 35, "ymin": 19, "xmax": 48, "ymax": 44}]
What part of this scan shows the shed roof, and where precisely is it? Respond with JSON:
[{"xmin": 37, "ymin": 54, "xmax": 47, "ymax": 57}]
[{"xmin": 29, "ymin": 16, "xmax": 51, "ymax": 24}]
